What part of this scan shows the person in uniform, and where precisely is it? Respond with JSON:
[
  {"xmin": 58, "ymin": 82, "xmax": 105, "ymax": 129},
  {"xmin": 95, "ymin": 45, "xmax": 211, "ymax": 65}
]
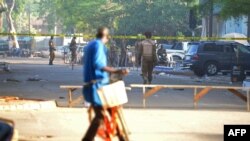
[
  {"xmin": 138, "ymin": 31, "xmax": 157, "ymax": 84},
  {"xmin": 49, "ymin": 36, "xmax": 56, "ymax": 65},
  {"xmin": 69, "ymin": 36, "xmax": 77, "ymax": 63}
]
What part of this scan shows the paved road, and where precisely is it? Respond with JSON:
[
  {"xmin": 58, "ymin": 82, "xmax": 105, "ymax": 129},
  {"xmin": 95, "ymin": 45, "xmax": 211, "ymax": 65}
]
[{"xmin": 0, "ymin": 57, "xmax": 248, "ymax": 110}]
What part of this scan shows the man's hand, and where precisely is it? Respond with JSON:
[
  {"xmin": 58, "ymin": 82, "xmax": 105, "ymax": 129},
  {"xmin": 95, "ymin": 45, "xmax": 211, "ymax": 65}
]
[
  {"xmin": 102, "ymin": 67, "xmax": 129, "ymax": 76},
  {"xmin": 116, "ymin": 69, "xmax": 129, "ymax": 76}
]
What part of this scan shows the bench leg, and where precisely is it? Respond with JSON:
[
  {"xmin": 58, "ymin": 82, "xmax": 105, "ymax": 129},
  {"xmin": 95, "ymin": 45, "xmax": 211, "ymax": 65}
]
[
  {"xmin": 194, "ymin": 87, "xmax": 212, "ymax": 108},
  {"xmin": 144, "ymin": 86, "xmax": 163, "ymax": 98},
  {"xmin": 143, "ymin": 87, "xmax": 146, "ymax": 108},
  {"xmin": 228, "ymin": 89, "xmax": 247, "ymax": 102},
  {"xmin": 142, "ymin": 86, "xmax": 164, "ymax": 108},
  {"xmin": 68, "ymin": 89, "xmax": 72, "ymax": 107},
  {"xmin": 194, "ymin": 88, "xmax": 197, "ymax": 109},
  {"xmin": 69, "ymin": 96, "xmax": 83, "ymax": 107}
]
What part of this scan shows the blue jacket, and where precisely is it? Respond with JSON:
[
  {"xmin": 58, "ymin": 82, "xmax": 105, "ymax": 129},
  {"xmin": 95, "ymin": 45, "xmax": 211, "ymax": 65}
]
[{"xmin": 83, "ymin": 39, "xmax": 109, "ymax": 106}]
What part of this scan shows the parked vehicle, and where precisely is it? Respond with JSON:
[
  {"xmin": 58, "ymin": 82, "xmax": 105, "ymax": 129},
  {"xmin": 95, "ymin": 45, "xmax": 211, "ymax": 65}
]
[
  {"xmin": 18, "ymin": 36, "xmax": 33, "ymax": 57},
  {"xmin": 183, "ymin": 41, "xmax": 250, "ymax": 76},
  {"xmin": 165, "ymin": 41, "xmax": 189, "ymax": 61},
  {"xmin": 157, "ymin": 44, "xmax": 173, "ymax": 50},
  {"xmin": 0, "ymin": 40, "xmax": 9, "ymax": 57}
]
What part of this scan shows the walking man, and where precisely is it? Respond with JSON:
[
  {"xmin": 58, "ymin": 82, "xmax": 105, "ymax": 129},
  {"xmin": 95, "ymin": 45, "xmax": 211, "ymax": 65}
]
[
  {"xmin": 49, "ymin": 36, "xmax": 56, "ymax": 65},
  {"xmin": 82, "ymin": 27, "xmax": 127, "ymax": 141},
  {"xmin": 138, "ymin": 32, "xmax": 157, "ymax": 84}
]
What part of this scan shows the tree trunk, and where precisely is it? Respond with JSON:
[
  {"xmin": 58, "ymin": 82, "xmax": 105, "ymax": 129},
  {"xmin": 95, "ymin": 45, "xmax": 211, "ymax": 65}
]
[
  {"xmin": 0, "ymin": 1, "xmax": 6, "ymax": 31},
  {"xmin": 0, "ymin": 13, "xmax": 2, "ymax": 31},
  {"xmin": 5, "ymin": 0, "xmax": 19, "ymax": 48}
]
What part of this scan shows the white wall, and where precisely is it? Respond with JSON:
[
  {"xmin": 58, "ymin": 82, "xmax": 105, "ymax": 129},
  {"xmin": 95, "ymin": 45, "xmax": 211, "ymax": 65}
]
[{"xmin": 221, "ymin": 16, "xmax": 248, "ymax": 36}]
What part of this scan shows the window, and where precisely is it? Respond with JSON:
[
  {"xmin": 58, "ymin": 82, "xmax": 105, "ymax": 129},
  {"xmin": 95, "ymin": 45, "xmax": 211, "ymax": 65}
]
[
  {"xmin": 224, "ymin": 45, "xmax": 233, "ymax": 53},
  {"xmin": 203, "ymin": 43, "xmax": 223, "ymax": 52},
  {"xmin": 187, "ymin": 44, "xmax": 198, "ymax": 55},
  {"xmin": 172, "ymin": 43, "xmax": 183, "ymax": 50},
  {"xmin": 238, "ymin": 45, "xmax": 250, "ymax": 54}
]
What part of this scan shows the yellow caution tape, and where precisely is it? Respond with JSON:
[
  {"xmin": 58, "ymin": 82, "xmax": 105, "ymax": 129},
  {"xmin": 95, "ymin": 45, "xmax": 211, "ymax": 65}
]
[{"xmin": 0, "ymin": 32, "xmax": 249, "ymax": 41}]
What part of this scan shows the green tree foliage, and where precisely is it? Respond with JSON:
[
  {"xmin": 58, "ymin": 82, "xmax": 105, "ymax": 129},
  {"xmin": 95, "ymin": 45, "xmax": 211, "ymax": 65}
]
[
  {"xmin": 38, "ymin": 0, "xmax": 60, "ymax": 32},
  {"xmin": 116, "ymin": 0, "xmax": 189, "ymax": 36},
  {"xmin": 216, "ymin": 0, "xmax": 250, "ymax": 37},
  {"xmin": 37, "ymin": 0, "xmax": 190, "ymax": 36},
  {"xmin": 217, "ymin": 0, "xmax": 250, "ymax": 18}
]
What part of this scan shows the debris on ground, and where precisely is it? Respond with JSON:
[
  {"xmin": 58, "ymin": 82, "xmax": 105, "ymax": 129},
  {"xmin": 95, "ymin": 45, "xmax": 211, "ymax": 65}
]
[
  {"xmin": 27, "ymin": 75, "xmax": 47, "ymax": 82},
  {"xmin": 59, "ymin": 96, "xmax": 65, "ymax": 99},
  {"xmin": 27, "ymin": 78, "xmax": 42, "ymax": 81},
  {"xmin": 5, "ymin": 78, "xmax": 21, "ymax": 83},
  {"xmin": 153, "ymin": 66, "xmax": 193, "ymax": 76},
  {"xmin": 173, "ymin": 88, "xmax": 185, "ymax": 91}
]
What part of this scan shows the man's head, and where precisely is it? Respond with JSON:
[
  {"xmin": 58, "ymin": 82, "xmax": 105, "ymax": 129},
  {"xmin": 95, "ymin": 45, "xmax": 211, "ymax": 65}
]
[
  {"xmin": 50, "ymin": 36, "xmax": 54, "ymax": 40},
  {"xmin": 96, "ymin": 27, "xmax": 110, "ymax": 44},
  {"xmin": 73, "ymin": 36, "xmax": 76, "ymax": 40},
  {"xmin": 144, "ymin": 31, "xmax": 152, "ymax": 39}
]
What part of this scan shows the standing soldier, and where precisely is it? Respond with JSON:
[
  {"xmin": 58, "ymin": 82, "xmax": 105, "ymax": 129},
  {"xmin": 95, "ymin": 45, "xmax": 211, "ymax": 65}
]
[
  {"xmin": 69, "ymin": 36, "xmax": 77, "ymax": 63},
  {"xmin": 138, "ymin": 32, "xmax": 157, "ymax": 84},
  {"xmin": 49, "ymin": 36, "xmax": 56, "ymax": 65}
]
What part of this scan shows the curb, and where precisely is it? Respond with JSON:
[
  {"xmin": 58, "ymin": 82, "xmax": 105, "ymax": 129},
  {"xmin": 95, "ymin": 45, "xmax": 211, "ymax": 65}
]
[{"xmin": 0, "ymin": 100, "xmax": 57, "ymax": 111}]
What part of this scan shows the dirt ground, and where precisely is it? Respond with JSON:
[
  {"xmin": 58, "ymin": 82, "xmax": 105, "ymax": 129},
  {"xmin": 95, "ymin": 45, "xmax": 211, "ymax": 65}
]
[{"xmin": 1, "ymin": 108, "xmax": 250, "ymax": 141}]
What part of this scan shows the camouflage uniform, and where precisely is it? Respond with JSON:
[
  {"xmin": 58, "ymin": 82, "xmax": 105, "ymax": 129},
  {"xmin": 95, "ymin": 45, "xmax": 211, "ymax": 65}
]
[
  {"xmin": 138, "ymin": 39, "xmax": 157, "ymax": 84},
  {"xmin": 49, "ymin": 39, "xmax": 55, "ymax": 65},
  {"xmin": 69, "ymin": 39, "xmax": 77, "ymax": 63}
]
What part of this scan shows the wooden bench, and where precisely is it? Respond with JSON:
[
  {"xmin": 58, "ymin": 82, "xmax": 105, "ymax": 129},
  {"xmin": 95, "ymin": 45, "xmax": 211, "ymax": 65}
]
[
  {"xmin": 60, "ymin": 85, "xmax": 131, "ymax": 107},
  {"xmin": 130, "ymin": 84, "xmax": 250, "ymax": 111}
]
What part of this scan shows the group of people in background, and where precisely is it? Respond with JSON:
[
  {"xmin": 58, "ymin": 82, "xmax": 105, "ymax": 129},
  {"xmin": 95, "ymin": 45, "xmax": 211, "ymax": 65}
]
[
  {"xmin": 81, "ymin": 27, "xmax": 158, "ymax": 141},
  {"xmin": 47, "ymin": 27, "xmax": 157, "ymax": 140},
  {"xmin": 48, "ymin": 31, "xmax": 157, "ymax": 85},
  {"xmin": 48, "ymin": 36, "xmax": 77, "ymax": 65},
  {"xmin": 49, "ymin": 31, "xmax": 157, "ymax": 85}
]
